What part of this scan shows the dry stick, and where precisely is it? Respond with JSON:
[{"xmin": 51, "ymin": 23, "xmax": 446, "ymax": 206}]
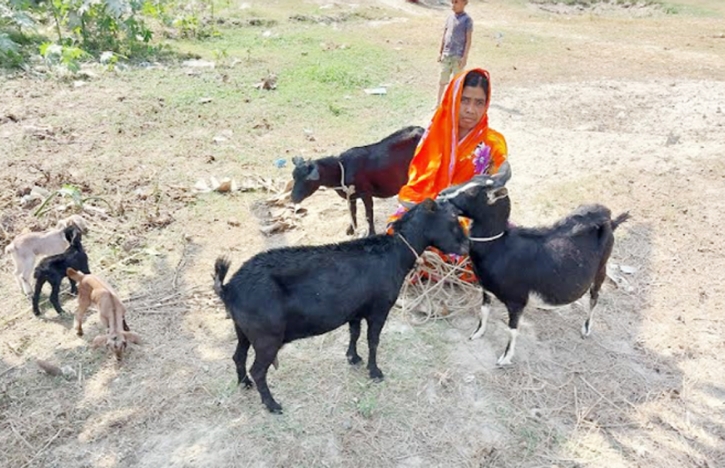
[
  {"xmin": 0, "ymin": 364, "xmax": 20, "ymax": 378},
  {"xmin": 9, "ymin": 422, "xmax": 34, "ymax": 450},
  {"xmin": 579, "ymin": 375, "xmax": 636, "ymax": 412},
  {"xmin": 21, "ymin": 427, "xmax": 63, "ymax": 468},
  {"xmin": 172, "ymin": 236, "xmax": 190, "ymax": 291}
]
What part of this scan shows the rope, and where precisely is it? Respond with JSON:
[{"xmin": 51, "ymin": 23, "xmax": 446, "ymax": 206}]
[
  {"xmin": 333, "ymin": 161, "xmax": 358, "ymax": 234},
  {"xmin": 396, "ymin": 233, "xmax": 423, "ymax": 266},
  {"xmin": 397, "ymin": 251, "xmax": 482, "ymax": 324}
]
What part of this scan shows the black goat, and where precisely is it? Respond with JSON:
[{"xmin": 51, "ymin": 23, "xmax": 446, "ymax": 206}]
[
  {"xmin": 291, "ymin": 125, "xmax": 424, "ymax": 236},
  {"xmin": 438, "ymin": 163, "xmax": 630, "ymax": 366},
  {"xmin": 213, "ymin": 198, "xmax": 468, "ymax": 413},
  {"xmin": 32, "ymin": 225, "xmax": 91, "ymax": 317}
]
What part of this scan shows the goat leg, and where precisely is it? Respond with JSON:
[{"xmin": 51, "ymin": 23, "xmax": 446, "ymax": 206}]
[
  {"xmin": 583, "ymin": 261, "xmax": 608, "ymax": 337},
  {"xmin": 17, "ymin": 255, "xmax": 35, "ymax": 296},
  {"xmin": 49, "ymin": 282, "xmax": 66, "ymax": 316},
  {"xmin": 249, "ymin": 339, "xmax": 283, "ymax": 413},
  {"xmin": 365, "ymin": 316, "xmax": 386, "ymax": 381},
  {"xmin": 496, "ymin": 303, "xmax": 524, "ymax": 366},
  {"xmin": 362, "ymin": 195, "xmax": 375, "ymax": 236},
  {"xmin": 346, "ymin": 198, "xmax": 358, "ymax": 236},
  {"xmin": 233, "ymin": 324, "xmax": 253, "ymax": 389},
  {"xmin": 470, "ymin": 292, "xmax": 492, "ymax": 340},
  {"xmin": 74, "ymin": 297, "xmax": 90, "ymax": 336},
  {"xmin": 346, "ymin": 319, "xmax": 363, "ymax": 365},
  {"xmin": 18, "ymin": 272, "xmax": 33, "ymax": 297},
  {"xmin": 68, "ymin": 278, "xmax": 78, "ymax": 296},
  {"xmin": 32, "ymin": 278, "xmax": 46, "ymax": 316}
]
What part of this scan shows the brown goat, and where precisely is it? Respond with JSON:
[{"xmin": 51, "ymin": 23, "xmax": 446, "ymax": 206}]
[{"xmin": 66, "ymin": 268, "xmax": 140, "ymax": 361}]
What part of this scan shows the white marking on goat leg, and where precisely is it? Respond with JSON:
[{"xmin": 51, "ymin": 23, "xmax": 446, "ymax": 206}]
[
  {"xmin": 496, "ymin": 328, "xmax": 518, "ymax": 366},
  {"xmin": 469, "ymin": 304, "xmax": 491, "ymax": 340},
  {"xmin": 582, "ymin": 303, "xmax": 596, "ymax": 338},
  {"xmin": 20, "ymin": 274, "xmax": 33, "ymax": 296}
]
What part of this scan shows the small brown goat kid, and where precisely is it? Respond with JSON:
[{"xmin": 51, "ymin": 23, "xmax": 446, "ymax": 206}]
[
  {"xmin": 66, "ymin": 268, "xmax": 140, "ymax": 361},
  {"xmin": 5, "ymin": 215, "xmax": 88, "ymax": 295}
]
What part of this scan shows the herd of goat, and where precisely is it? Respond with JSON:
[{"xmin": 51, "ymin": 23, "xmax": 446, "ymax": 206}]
[{"xmin": 4, "ymin": 126, "xmax": 629, "ymax": 413}]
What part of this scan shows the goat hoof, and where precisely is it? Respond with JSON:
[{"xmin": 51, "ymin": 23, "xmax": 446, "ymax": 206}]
[
  {"xmin": 240, "ymin": 377, "xmax": 254, "ymax": 389},
  {"xmin": 369, "ymin": 369, "xmax": 384, "ymax": 382},
  {"xmin": 265, "ymin": 401, "xmax": 283, "ymax": 414},
  {"xmin": 496, "ymin": 356, "xmax": 513, "ymax": 367},
  {"xmin": 347, "ymin": 354, "xmax": 363, "ymax": 365},
  {"xmin": 346, "ymin": 226, "xmax": 355, "ymax": 236},
  {"xmin": 581, "ymin": 322, "xmax": 592, "ymax": 338}
]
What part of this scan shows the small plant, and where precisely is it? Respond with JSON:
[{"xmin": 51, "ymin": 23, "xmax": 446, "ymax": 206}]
[
  {"xmin": 328, "ymin": 103, "xmax": 343, "ymax": 116},
  {"xmin": 356, "ymin": 393, "xmax": 377, "ymax": 419},
  {"xmin": 40, "ymin": 42, "xmax": 87, "ymax": 72},
  {"xmin": 34, "ymin": 184, "xmax": 112, "ymax": 217}
]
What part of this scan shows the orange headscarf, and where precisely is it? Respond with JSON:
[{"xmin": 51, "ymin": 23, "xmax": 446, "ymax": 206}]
[{"xmin": 394, "ymin": 68, "xmax": 508, "ymax": 212}]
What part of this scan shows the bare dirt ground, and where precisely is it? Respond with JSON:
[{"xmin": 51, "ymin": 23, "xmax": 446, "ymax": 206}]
[{"xmin": 1, "ymin": 1, "xmax": 724, "ymax": 467}]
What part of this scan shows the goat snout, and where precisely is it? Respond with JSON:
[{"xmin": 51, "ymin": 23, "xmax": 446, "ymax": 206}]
[{"xmin": 109, "ymin": 335, "xmax": 126, "ymax": 360}]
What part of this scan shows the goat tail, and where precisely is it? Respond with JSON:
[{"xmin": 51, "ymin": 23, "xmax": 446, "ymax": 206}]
[
  {"xmin": 611, "ymin": 212, "xmax": 631, "ymax": 231},
  {"xmin": 213, "ymin": 256, "xmax": 231, "ymax": 299},
  {"xmin": 66, "ymin": 268, "xmax": 84, "ymax": 282}
]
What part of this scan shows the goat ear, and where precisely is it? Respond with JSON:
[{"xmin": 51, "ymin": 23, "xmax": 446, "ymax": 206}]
[
  {"xmin": 123, "ymin": 331, "xmax": 142, "ymax": 345},
  {"xmin": 292, "ymin": 156, "xmax": 304, "ymax": 167},
  {"xmin": 307, "ymin": 164, "xmax": 320, "ymax": 181},
  {"xmin": 421, "ymin": 198, "xmax": 436, "ymax": 212},
  {"xmin": 63, "ymin": 226, "xmax": 75, "ymax": 243}
]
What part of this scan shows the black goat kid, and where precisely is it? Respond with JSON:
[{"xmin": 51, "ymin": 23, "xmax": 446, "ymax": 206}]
[
  {"xmin": 291, "ymin": 125, "xmax": 424, "ymax": 236},
  {"xmin": 32, "ymin": 225, "xmax": 91, "ymax": 317},
  {"xmin": 213, "ymin": 198, "xmax": 468, "ymax": 413},
  {"xmin": 439, "ymin": 164, "xmax": 630, "ymax": 366}
]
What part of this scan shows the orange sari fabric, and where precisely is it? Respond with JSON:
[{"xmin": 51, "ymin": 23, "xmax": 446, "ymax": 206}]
[
  {"xmin": 388, "ymin": 68, "xmax": 508, "ymax": 282},
  {"xmin": 397, "ymin": 68, "xmax": 507, "ymax": 208}
]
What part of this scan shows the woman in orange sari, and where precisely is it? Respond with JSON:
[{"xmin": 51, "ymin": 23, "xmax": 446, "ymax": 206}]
[{"xmin": 387, "ymin": 68, "xmax": 509, "ymax": 282}]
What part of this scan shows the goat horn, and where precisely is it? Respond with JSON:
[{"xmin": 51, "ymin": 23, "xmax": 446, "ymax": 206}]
[{"xmin": 493, "ymin": 160, "xmax": 512, "ymax": 186}]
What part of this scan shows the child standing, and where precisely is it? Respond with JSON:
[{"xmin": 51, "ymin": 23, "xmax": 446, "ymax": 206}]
[{"xmin": 437, "ymin": 0, "xmax": 473, "ymax": 106}]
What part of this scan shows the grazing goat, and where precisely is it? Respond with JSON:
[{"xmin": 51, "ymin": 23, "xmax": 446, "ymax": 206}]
[
  {"xmin": 291, "ymin": 125, "xmax": 424, "ymax": 236},
  {"xmin": 4, "ymin": 214, "xmax": 88, "ymax": 295},
  {"xmin": 213, "ymin": 198, "xmax": 468, "ymax": 413},
  {"xmin": 66, "ymin": 268, "xmax": 139, "ymax": 361},
  {"xmin": 438, "ymin": 163, "xmax": 630, "ymax": 366},
  {"xmin": 32, "ymin": 225, "xmax": 90, "ymax": 317}
]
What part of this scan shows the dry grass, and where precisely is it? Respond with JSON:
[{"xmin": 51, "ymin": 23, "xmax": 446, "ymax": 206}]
[{"xmin": 1, "ymin": 0, "xmax": 725, "ymax": 467}]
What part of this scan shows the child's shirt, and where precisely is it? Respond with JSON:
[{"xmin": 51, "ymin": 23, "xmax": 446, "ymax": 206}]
[{"xmin": 442, "ymin": 12, "xmax": 473, "ymax": 59}]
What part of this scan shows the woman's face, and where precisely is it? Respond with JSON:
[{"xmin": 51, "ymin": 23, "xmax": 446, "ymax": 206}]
[{"xmin": 458, "ymin": 85, "xmax": 487, "ymax": 136}]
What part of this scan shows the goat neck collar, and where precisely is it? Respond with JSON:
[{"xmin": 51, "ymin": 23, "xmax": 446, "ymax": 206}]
[
  {"xmin": 469, "ymin": 231, "xmax": 504, "ymax": 242},
  {"xmin": 396, "ymin": 233, "xmax": 424, "ymax": 266}
]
